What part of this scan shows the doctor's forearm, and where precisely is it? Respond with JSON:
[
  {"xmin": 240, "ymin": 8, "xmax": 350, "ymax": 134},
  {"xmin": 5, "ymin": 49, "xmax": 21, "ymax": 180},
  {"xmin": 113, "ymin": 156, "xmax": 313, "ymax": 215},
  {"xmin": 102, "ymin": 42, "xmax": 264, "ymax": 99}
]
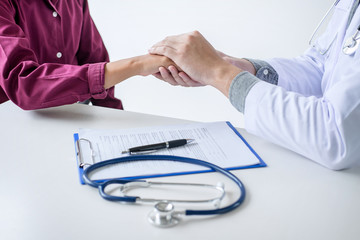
[
  {"xmin": 224, "ymin": 57, "xmax": 257, "ymax": 75},
  {"xmin": 227, "ymin": 59, "xmax": 279, "ymax": 113}
]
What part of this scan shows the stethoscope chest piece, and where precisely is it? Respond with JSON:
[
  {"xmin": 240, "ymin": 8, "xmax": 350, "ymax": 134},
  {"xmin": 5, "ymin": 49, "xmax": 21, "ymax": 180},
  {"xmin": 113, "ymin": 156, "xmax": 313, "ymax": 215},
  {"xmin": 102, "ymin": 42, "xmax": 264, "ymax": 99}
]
[{"xmin": 148, "ymin": 202, "xmax": 181, "ymax": 228}]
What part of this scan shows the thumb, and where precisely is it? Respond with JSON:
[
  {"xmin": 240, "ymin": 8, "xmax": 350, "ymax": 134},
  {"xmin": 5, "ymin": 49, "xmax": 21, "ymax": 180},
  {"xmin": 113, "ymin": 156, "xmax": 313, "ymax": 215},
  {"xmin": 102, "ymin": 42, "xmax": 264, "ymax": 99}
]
[{"xmin": 149, "ymin": 44, "xmax": 177, "ymax": 60}]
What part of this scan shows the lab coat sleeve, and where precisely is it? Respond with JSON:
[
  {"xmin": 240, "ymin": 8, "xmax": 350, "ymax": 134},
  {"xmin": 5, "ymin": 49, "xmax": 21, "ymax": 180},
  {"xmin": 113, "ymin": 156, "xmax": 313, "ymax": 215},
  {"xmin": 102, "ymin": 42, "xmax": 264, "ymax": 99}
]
[
  {"xmin": 239, "ymin": 67, "xmax": 360, "ymax": 170},
  {"xmin": 266, "ymin": 47, "xmax": 325, "ymax": 98},
  {"xmin": 245, "ymin": 45, "xmax": 325, "ymax": 97}
]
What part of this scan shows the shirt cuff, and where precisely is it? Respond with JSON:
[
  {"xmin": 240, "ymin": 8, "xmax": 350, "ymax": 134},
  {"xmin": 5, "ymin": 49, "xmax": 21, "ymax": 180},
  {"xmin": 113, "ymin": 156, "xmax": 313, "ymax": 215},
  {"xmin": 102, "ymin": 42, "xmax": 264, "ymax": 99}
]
[
  {"xmin": 88, "ymin": 62, "xmax": 108, "ymax": 99},
  {"xmin": 229, "ymin": 71, "xmax": 260, "ymax": 113},
  {"xmin": 244, "ymin": 58, "xmax": 279, "ymax": 85}
]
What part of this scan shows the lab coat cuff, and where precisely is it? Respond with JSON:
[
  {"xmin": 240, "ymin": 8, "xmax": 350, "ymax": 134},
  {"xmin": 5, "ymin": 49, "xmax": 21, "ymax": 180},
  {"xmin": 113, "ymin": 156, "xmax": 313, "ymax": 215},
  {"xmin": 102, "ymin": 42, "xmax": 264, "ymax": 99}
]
[
  {"xmin": 229, "ymin": 71, "xmax": 260, "ymax": 113},
  {"xmin": 244, "ymin": 58, "xmax": 279, "ymax": 85},
  {"xmin": 242, "ymin": 81, "xmax": 274, "ymax": 136},
  {"xmin": 88, "ymin": 62, "xmax": 108, "ymax": 99}
]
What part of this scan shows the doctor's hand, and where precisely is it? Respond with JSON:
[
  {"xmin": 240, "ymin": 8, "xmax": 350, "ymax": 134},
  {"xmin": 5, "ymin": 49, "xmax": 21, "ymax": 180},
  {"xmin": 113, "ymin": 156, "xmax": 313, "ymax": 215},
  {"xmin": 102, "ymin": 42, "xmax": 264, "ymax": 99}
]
[
  {"xmin": 152, "ymin": 50, "xmax": 256, "ymax": 87},
  {"xmin": 149, "ymin": 31, "xmax": 242, "ymax": 96}
]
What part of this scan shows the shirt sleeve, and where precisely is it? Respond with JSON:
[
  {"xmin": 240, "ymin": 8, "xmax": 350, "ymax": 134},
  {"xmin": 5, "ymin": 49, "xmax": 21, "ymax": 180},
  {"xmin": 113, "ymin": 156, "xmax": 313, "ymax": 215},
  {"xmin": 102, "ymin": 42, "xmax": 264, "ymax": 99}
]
[
  {"xmin": 76, "ymin": 0, "xmax": 123, "ymax": 109},
  {"xmin": 245, "ymin": 58, "xmax": 278, "ymax": 85},
  {"xmin": 229, "ymin": 72, "xmax": 260, "ymax": 113},
  {"xmin": 228, "ymin": 58, "xmax": 277, "ymax": 113}
]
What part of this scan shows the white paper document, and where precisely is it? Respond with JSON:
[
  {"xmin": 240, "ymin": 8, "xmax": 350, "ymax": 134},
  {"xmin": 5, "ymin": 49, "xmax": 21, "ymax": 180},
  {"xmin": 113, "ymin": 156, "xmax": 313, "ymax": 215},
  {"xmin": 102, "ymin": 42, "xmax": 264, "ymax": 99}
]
[{"xmin": 76, "ymin": 121, "xmax": 264, "ymax": 180}]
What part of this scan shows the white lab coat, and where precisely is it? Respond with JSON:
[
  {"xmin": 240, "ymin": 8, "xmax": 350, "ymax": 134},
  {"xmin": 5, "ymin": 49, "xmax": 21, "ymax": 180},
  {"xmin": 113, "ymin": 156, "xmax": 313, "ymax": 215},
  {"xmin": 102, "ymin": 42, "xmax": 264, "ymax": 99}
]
[{"xmin": 244, "ymin": 0, "xmax": 360, "ymax": 170}]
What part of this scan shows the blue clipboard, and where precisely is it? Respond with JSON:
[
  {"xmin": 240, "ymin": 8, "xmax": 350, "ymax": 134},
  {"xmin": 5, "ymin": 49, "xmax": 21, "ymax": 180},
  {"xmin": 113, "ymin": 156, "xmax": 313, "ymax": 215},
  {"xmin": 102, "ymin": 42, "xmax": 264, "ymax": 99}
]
[{"xmin": 73, "ymin": 122, "xmax": 266, "ymax": 184}]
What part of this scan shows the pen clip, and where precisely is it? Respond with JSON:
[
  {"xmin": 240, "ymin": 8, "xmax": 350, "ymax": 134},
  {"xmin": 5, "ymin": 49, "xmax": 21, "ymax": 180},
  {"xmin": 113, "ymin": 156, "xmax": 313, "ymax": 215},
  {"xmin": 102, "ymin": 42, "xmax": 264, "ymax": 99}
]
[
  {"xmin": 122, "ymin": 149, "xmax": 159, "ymax": 155},
  {"xmin": 122, "ymin": 139, "xmax": 195, "ymax": 155}
]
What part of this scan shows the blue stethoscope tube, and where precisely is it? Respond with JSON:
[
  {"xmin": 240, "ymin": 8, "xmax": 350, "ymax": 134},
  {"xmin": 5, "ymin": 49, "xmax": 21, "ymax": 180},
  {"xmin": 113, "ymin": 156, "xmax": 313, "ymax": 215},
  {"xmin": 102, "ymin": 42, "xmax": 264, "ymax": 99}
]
[{"xmin": 82, "ymin": 155, "xmax": 246, "ymax": 216}]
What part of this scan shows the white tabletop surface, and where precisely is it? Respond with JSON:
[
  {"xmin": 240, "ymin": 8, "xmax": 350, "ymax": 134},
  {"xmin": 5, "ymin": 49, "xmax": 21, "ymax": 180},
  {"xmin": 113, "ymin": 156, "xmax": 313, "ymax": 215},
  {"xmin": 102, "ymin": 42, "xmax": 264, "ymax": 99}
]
[{"xmin": 1, "ymin": 101, "xmax": 359, "ymax": 240}]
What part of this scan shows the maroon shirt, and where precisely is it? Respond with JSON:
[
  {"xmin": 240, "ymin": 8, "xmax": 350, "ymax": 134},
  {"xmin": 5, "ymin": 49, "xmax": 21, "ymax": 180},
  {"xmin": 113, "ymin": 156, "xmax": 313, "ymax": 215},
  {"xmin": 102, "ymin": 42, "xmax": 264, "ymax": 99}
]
[{"xmin": 0, "ymin": 0, "xmax": 123, "ymax": 110}]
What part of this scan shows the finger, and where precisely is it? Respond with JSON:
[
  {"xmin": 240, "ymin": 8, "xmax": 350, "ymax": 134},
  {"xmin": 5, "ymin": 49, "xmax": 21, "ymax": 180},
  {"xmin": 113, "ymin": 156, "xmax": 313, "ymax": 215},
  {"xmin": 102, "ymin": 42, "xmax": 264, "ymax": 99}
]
[
  {"xmin": 159, "ymin": 67, "xmax": 178, "ymax": 86},
  {"xmin": 178, "ymin": 72, "xmax": 204, "ymax": 87},
  {"xmin": 168, "ymin": 66, "xmax": 188, "ymax": 86},
  {"xmin": 168, "ymin": 65, "xmax": 203, "ymax": 87},
  {"xmin": 149, "ymin": 35, "xmax": 186, "ymax": 58},
  {"xmin": 152, "ymin": 72, "xmax": 163, "ymax": 80},
  {"xmin": 149, "ymin": 45, "xmax": 178, "ymax": 60},
  {"xmin": 150, "ymin": 40, "xmax": 166, "ymax": 50}
]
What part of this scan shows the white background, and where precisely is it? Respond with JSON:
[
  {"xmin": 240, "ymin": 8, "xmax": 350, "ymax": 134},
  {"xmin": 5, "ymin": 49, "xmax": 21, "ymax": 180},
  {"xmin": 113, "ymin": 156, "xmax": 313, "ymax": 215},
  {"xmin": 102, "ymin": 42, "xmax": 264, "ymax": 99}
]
[{"xmin": 88, "ymin": 0, "xmax": 333, "ymax": 128}]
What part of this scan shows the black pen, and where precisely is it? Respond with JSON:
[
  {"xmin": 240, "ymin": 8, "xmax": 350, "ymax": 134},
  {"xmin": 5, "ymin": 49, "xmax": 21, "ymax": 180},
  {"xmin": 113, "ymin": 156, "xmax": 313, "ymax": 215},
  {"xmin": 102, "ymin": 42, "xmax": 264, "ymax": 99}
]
[{"xmin": 121, "ymin": 139, "xmax": 195, "ymax": 155}]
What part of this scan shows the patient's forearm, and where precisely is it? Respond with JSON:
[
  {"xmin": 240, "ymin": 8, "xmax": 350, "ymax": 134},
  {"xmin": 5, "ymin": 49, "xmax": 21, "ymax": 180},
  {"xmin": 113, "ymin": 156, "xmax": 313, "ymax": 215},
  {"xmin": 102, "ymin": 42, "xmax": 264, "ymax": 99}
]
[{"xmin": 104, "ymin": 54, "xmax": 175, "ymax": 89}]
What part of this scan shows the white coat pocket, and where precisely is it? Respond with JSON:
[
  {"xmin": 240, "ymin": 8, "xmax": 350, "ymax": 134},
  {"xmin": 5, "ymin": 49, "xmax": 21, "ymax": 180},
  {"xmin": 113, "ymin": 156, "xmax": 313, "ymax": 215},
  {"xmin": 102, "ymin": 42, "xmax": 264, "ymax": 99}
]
[{"xmin": 311, "ymin": 4, "xmax": 349, "ymax": 56}]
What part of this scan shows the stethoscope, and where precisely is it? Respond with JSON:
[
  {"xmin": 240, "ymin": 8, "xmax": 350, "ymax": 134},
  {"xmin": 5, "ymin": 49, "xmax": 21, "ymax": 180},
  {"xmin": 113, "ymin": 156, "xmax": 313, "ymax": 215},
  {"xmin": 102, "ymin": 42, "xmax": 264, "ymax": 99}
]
[
  {"xmin": 82, "ymin": 155, "xmax": 246, "ymax": 228},
  {"xmin": 343, "ymin": 24, "xmax": 360, "ymax": 54},
  {"xmin": 309, "ymin": 0, "xmax": 360, "ymax": 55}
]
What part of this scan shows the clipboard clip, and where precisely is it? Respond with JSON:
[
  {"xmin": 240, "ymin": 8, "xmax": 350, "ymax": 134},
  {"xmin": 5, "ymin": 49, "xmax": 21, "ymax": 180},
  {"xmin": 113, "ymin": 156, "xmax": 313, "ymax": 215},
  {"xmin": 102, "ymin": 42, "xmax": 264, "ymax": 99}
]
[{"xmin": 76, "ymin": 138, "xmax": 96, "ymax": 168}]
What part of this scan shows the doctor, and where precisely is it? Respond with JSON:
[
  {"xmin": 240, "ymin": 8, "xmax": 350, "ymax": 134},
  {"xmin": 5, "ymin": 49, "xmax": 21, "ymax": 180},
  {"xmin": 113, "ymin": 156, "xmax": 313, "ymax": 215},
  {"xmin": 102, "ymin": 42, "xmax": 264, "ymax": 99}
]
[{"xmin": 149, "ymin": 0, "xmax": 360, "ymax": 170}]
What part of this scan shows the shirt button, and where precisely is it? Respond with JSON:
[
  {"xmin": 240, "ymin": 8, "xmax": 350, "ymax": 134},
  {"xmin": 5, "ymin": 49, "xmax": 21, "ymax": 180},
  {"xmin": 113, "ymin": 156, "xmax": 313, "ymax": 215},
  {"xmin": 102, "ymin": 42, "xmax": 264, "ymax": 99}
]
[
  {"xmin": 56, "ymin": 52, "xmax": 62, "ymax": 58},
  {"xmin": 263, "ymin": 69, "xmax": 269, "ymax": 76},
  {"xmin": 53, "ymin": 11, "xmax": 58, "ymax": 17}
]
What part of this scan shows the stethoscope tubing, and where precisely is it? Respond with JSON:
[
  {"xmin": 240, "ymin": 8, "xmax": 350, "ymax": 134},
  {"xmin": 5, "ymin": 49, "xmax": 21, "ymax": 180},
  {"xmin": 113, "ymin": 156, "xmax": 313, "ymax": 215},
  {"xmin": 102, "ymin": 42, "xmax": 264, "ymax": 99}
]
[{"xmin": 82, "ymin": 155, "xmax": 246, "ymax": 216}]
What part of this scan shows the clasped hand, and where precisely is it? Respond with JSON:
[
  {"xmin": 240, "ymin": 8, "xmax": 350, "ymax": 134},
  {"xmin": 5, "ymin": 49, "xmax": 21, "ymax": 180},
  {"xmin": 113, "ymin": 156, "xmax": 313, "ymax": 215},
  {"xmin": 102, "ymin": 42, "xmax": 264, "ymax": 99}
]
[{"xmin": 149, "ymin": 31, "xmax": 245, "ymax": 97}]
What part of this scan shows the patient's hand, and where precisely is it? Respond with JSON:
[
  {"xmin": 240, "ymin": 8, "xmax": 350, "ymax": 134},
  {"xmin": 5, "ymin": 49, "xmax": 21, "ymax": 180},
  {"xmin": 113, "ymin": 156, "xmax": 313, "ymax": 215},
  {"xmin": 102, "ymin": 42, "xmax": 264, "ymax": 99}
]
[
  {"xmin": 138, "ymin": 54, "xmax": 202, "ymax": 87},
  {"xmin": 104, "ymin": 54, "xmax": 185, "ymax": 89},
  {"xmin": 136, "ymin": 54, "xmax": 179, "ymax": 76},
  {"xmin": 152, "ymin": 66, "xmax": 204, "ymax": 87}
]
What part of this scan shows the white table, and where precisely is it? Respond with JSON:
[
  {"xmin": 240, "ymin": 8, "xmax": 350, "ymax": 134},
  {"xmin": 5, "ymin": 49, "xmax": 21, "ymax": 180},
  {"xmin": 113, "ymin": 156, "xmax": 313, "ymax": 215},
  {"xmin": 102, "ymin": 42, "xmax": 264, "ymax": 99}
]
[{"xmin": 1, "ymin": 101, "xmax": 359, "ymax": 240}]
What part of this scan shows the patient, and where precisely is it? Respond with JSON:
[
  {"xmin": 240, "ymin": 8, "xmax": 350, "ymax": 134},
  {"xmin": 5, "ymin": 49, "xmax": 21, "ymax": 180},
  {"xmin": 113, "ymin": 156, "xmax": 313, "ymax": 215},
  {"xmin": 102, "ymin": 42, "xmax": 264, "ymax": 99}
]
[{"xmin": 0, "ymin": 0, "xmax": 175, "ymax": 110}]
